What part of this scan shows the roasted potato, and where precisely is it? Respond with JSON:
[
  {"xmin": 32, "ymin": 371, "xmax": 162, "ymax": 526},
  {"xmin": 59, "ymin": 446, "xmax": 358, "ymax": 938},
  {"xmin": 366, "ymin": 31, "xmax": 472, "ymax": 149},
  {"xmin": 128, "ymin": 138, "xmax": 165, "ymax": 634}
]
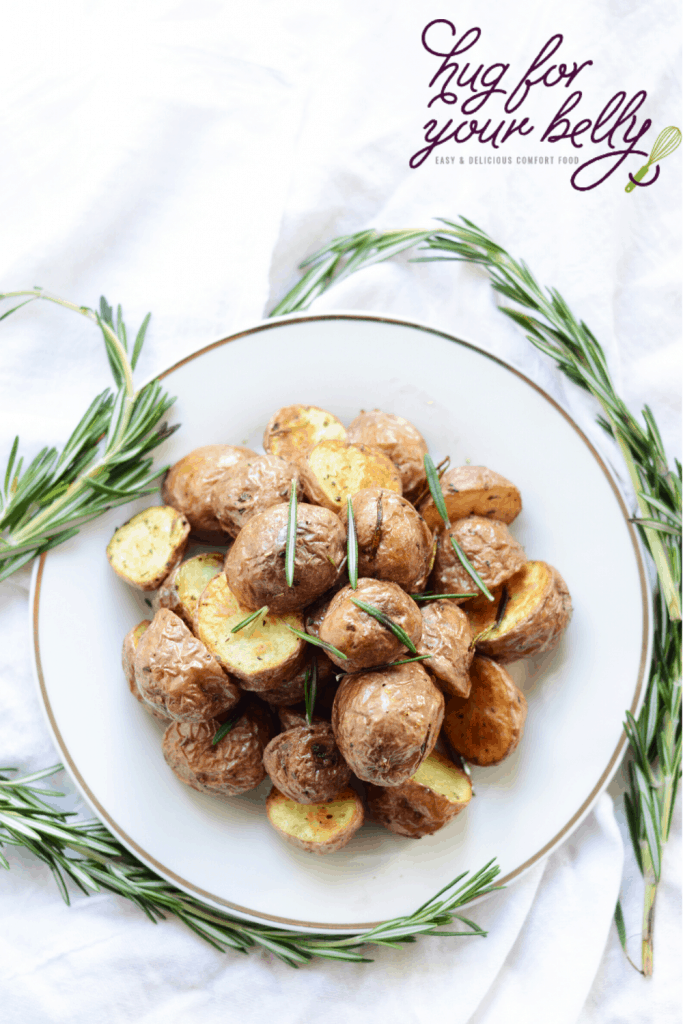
[
  {"xmin": 162, "ymin": 700, "xmax": 272, "ymax": 797},
  {"xmin": 319, "ymin": 578, "xmax": 423, "ymax": 672},
  {"xmin": 418, "ymin": 465, "xmax": 522, "ymax": 532},
  {"xmin": 224, "ymin": 502, "xmax": 346, "ymax": 615},
  {"xmin": 122, "ymin": 620, "xmax": 170, "ymax": 722},
  {"xmin": 134, "ymin": 609, "xmax": 240, "ymax": 722},
  {"xmin": 466, "ymin": 560, "xmax": 572, "ymax": 662},
  {"xmin": 430, "ymin": 515, "xmax": 527, "ymax": 600},
  {"xmin": 277, "ymin": 705, "xmax": 328, "ymax": 730},
  {"xmin": 443, "ymin": 655, "xmax": 527, "ymax": 766},
  {"xmin": 301, "ymin": 439, "xmax": 401, "ymax": 513},
  {"xmin": 346, "ymin": 410, "xmax": 428, "ymax": 504},
  {"xmin": 340, "ymin": 487, "xmax": 432, "ymax": 592},
  {"xmin": 156, "ymin": 551, "xmax": 225, "ymax": 627},
  {"xmin": 366, "ymin": 751, "xmax": 472, "ymax": 838},
  {"xmin": 107, "ymin": 506, "xmax": 190, "ymax": 591},
  {"xmin": 212, "ymin": 454, "xmax": 302, "ymax": 539},
  {"xmin": 332, "ymin": 661, "xmax": 444, "ymax": 786},
  {"xmin": 194, "ymin": 573, "xmax": 307, "ymax": 691},
  {"xmin": 416, "ymin": 599, "xmax": 473, "ymax": 698},
  {"xmin": 266, "ymin": 785, "xmax": 364, "ymax": 854},
  {"xmin": 262, "ymin": 649, "xmax": 337, "ymax": 707},
  {"xmin": 263, "ymin": 405, "xmax": 347, "ymax": 469},
  {"xmin": 263, "ymin": 722, "xmax": 351, "ymax": 803},
  {"xmin": 162, "ymin": 444, "xmax": 256, "ymax": 543}
]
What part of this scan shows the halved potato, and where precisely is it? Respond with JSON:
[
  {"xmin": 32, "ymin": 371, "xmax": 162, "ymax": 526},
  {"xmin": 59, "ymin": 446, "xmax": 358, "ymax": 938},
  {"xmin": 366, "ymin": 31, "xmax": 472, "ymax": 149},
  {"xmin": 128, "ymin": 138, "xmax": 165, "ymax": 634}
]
[
  {"xmin": 156, "ymin": 551, "xmax": 225, "ymax": 627},
  {"xmin": 443, "ymin": 656, "xmax": 527, "ymax": 766},
  {"xmin": 266, "ymin": 785, "xmax": 364, "ymax": 854},
  {"xmin": 107, "ymin": 506, "xmax": 190, "ymax": 591},
  {"xmin": 418, "ymin": 465, "xmax": 522, "ymax": 532},
  {"xmin": 466, "ymin": 560, "xmax": 572, "ymax": 662},
  {"xmin": 366, "ymin": 750, "xmax": 472, "ymax": 838},
  {"xmin": 194, "ymin": 573, "xmax": 307, "ymax": 691},
  {"xmin": 346, "ymin": 410, "xmax": 428, "ymax": 504},
  {"xmin": 430, "ymin": 515, "xmax": 526, "ymax": 600},
  {"xmin": 162, "ymin": 444, "xmax": 256, "ymax": 543},
  {"xmin": 301, "ymin": 439, "xmax": 401, "ymax": 513},
  {"xmin": 263, "ymin": 404, "xmax": 347, "ymax": 469}
]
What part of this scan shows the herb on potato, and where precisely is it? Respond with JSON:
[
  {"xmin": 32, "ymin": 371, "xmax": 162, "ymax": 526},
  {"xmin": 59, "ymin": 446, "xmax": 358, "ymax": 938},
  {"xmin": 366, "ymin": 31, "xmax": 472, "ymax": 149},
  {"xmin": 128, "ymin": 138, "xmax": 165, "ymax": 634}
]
[{"xmin": 350, "ymin": 597, "xmax": 418, "ymax": 654}]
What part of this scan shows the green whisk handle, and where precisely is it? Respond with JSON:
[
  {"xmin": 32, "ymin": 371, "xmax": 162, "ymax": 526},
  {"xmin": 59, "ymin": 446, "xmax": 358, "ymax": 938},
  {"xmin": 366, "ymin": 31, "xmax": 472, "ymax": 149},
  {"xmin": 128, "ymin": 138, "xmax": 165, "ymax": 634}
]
[{"xmin": 625, "ymin": 164, "xmax": 651, "ymax": 193}]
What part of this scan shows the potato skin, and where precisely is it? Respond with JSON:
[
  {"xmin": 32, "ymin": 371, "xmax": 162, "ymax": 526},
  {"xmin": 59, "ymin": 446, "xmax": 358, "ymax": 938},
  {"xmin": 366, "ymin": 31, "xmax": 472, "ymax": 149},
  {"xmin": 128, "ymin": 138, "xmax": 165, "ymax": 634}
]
[
  {"xmin": 319, "ymin": 578, "xmax": 423, "ymax": 672},
  {"xmin": 332, "ymin": 662, "xmax": 444, "ymax": 786},
  {"xmin": 122, "ymin": 620, "xmax": 170, "ymax": 723},
  {"xmin": 340, "ymin": 487, "xmax": 432, "ymax": 592},
  {"xmin": 225, "ymin": 502, "xmax": 346, "ymax": 614},
  {"xmin": 263, "ymin": 722, "xmax": 352, "ymax": 803},
  {"xmin": 266, "ymin": 786, "xmax": 364, "ymax": 855},
  {"xmin": 443, "ymin": 656, "xmax": 527, "ymax": 766},
  {"xmin": 263, "ymin": 405, "xmax": 347, "ymax": 470},
  {"xmin": 301, "ymin": 439, "xmax": 402, "ymax": 513},
  {"xmin": 418, "ymin": 465, "xmax": 522, "ymax": 532},
  {"xmin": 468, "ymin": 561, "xmax": 572, "ymax": 663},
  {"xmin": 366, "ymin": 751, "xmax": 471, "ymax": 838},
  {"xmin": 134, "ymin": 609, "xmax": 240, "ymax": 723},
  {"xmin": 162, "ymin": 701, "xmax": 272, "ymax": 797},
  {"xmin": 431, "ymin": 516, "xmax": 527, "ymax": 599},
  {"xmin": 162, "ymin": 444, "xmax": 256, "ymax": 543},
  {"xmin": 347, "ymin": 410, "xmax": 428, "ymax": 504},
  {"xmin": 416, "ymin": 600, "xmax": 473, "ymax": 698},
  {"xmin": 262, "ymin": 650, "xmax": 337, "ymax": 707},
  {"xmin": 212, "ymin": 454, "xmax": 302, "ymax": 539}
]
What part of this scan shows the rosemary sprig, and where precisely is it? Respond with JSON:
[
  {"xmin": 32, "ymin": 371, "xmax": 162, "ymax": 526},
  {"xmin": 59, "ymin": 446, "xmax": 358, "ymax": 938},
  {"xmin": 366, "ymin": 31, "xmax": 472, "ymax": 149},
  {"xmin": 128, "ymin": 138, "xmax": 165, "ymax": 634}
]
[
  {"xmin": 271, "ymin": 217, "xmax": 682, "ymax": 975},
  {"xmin": 230, "ymin": 606, "xmax": 269, "ymax": 634},
  {"xmin": 285, "ymin": 481, "xmax": 298, "ymax": 588},
  {"xmin": 0, "ymin": 291, "xmax": 176, "ymax": 580},
  {"xmin": 0, "ymin": 766, "xmax": 500, "ymax": 964},
  {"xmin": 303, "ymin": 656, "xmax": 318, "ymax": 725},
  {"xmin": 285, "ymin": 623, "xmax": 348, "ymax": 661},
  {"xmin": 347, "ymin": 496, "xmax": 359, "ymax": 589},
  {"xmin": 411, "ymin": 592, "xmax": 478, "ymax": 602},
  {"xmin": 423, "ymin": 454, "xmax": 494, "ymax": 601},
  {"xmin": 212, "ymin": 719, "xmax": 237, "ymax": 746},
  {"xmin": 350, "ymin": 598, "xmax": 417, "ymax": 654}
]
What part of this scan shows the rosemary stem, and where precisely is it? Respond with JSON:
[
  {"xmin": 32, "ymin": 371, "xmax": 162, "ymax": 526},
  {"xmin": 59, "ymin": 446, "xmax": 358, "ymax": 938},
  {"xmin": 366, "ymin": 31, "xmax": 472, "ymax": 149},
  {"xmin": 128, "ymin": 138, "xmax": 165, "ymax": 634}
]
[{"xmin": 640, "ymin": 851, "xmax": 657, "ymax": 977}]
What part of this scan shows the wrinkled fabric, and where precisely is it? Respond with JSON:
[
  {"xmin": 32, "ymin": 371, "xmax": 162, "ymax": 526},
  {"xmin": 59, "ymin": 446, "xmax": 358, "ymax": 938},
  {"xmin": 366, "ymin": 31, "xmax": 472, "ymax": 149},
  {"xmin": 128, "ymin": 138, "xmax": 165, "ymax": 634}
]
[{"xmin": 0, "ymin": 1, "xmax": 680, "ymax": 1022}]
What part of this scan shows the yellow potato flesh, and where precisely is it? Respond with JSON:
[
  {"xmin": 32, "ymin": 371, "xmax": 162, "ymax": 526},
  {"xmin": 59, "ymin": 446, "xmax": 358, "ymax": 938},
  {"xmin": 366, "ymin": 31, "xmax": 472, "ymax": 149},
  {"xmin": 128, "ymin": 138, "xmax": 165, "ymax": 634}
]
[
  {"xmin": 411, "ymin": 755, "xmax": 471, "ymax": 805},
  {"xmin": 176, "ymin": 553, "xmax": 224, "ymax": 621},
  {"xmin": 269, "ymin": 406, "xmax": 346, "ymax": 463},
  {"xmin": 468, "ymin": 561, "xmax": 549, "ymax": 639},
  {"xmin": 196, "ymin": 575, "xmax": 303, "ymax": 678},
  {"xmin": 308, "ymin": 441, "xmax": 401, "ymax": 510},
  {"xmin": 107, "ymin": 507, "xmax": 187, "ymax": 587},
  {"xmin": 269, "ymin": 792, "xmax": 359, "ymax": 845}
]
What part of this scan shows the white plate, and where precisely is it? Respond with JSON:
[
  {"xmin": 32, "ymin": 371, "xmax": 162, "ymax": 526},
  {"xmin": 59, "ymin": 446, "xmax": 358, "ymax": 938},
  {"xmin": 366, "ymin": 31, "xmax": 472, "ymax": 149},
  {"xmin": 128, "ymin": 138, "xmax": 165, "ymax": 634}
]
[{"xmin": 32, "ymin": 314, "xmax": 649, "ymax": 932}]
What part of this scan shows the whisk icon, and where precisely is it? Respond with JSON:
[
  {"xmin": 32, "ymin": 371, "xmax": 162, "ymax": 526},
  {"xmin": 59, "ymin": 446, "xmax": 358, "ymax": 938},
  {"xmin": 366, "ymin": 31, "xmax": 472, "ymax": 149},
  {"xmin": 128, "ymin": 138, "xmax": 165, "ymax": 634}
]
[{"xmin": 625, "ymin": 126, "xmax": 681, "ymax": 192}]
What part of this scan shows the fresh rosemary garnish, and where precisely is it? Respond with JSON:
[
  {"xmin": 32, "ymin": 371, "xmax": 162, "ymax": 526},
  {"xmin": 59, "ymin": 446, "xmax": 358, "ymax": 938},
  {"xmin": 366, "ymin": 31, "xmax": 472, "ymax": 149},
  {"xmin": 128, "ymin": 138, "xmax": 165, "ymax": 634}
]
[
  {"xmin": 0, "ymin": 292, "xmax": 176, "ymax": 581},
  {"xmin": 230, "ymin": 606, "xmax": 269, "ymax": 635},
  {"xmin": 389, "ymin": 654, "xmax": 433, "ymax": 667},
  {"xmin": 495, "ymin": 586, "xmax": 509, "ymax": 629},
  {"xmin": 285, "ymin": 624, "xmax": 348, "ymax": 661},
  {"xmin": 272, "ymin": 216, "xmax": 681, "ymax": 974},
  {"xmin": 369, "ymin": 492, "xmax": 383, "ymax": 559},
  {"xmin": 346, "ymin": 496, "xmax": 358, "ymax": 589},
  {"xmin": 350, "ymin": 598, "xmax": 417, "ymax": 654},
  {"xmin": 450, "ymin": 534, "xmax": 495, "ymax": 602},
  {"xmin": 411, "ymin": 592, "xmax": 478, "ymax": 602},
  {"xmin": 303, "ymin": 656, "xmax": 318, "ymax": 725},
  {"xmin": 285, "ymin": 481, "xmax": 298, "ymax": 588},
  {"xmin": 0, "ymin": 765, "xmax": 500, "ymax": 964},
  {"xmin": 212, "ymin": 719, "xmax": 237, "ymax": 746}
]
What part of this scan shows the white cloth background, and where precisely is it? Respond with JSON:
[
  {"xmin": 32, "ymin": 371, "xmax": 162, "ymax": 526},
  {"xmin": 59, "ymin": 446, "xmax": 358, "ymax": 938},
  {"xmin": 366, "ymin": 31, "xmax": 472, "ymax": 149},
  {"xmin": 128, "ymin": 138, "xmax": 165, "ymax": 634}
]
[{"xmin": 0, "ymin": 2, "xmax": 680, "ymax": 1021}]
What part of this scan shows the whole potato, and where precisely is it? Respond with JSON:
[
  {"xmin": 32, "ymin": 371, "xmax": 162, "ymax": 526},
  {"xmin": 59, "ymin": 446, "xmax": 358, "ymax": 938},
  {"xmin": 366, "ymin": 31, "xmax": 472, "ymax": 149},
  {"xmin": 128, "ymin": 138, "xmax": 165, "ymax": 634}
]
[
  {"xmin": 162, "ymin": 700, "xmax": 273, "ymax": 797},
  {"xmin": 431, "ymin": 516, "xmax": 527, "ymax": 600},
  {"xmin": 332, "ymin": 662, "xmax": 444, "ymax": 786},
  {"xmin": 263, "ymin": 722, "xmax": 351, "ymax": 803},
  {"xmin": 340, "ymin": 487, "xmax": 432, "ymax": 592},
  {"xmin": 212, "ymin": 454, "xmax": 302, "ymax": 539},
  {"xmin": 122, "ymin": 620, "xmax": 169, "ymax": 722},
  {"xmin": 225, "ymin": 502, "xmax": 346, "ymax": 614},
  {"xmin": 347, "ymin": 410, "xmax": 428, "ymax": 503},
  {"xmin": 134, "ymin": 608, "xmax": 240, "ymax": 723},
  {"xmin": 162, "ymin": 444, "xmax": 256, "ymax": 543},
  {"xmin": 416, "ymin": 599, "xmax": 473, "ymax": 698},
  {"xmin": 319, "ymin": 578, "xmax": 423, "ymax": 672}
]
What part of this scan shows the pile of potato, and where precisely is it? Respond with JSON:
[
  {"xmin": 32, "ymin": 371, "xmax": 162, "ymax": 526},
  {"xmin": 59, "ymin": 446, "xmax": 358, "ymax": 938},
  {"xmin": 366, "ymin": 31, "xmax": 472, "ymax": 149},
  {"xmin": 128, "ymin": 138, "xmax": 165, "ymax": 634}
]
[{"xmin": 110, "ymin": 405, "xmax": 572, "ymax": 854}]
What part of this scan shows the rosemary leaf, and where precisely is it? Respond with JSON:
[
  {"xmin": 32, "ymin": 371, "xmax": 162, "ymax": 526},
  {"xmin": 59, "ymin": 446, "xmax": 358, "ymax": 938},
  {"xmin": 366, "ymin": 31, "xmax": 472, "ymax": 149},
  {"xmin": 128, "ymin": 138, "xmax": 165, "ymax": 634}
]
[
  {"xmin": 411, "ymin": 592, "xmax": 478, "ymax": 602},
  {"xmin": 285, "ymin": 624, "xmax": 348, "ymax": 661},
  {"xmin": 449, "ymin": 536, "xmax": 495, "ymax": 602},
  {"xmin": 285, "ymin": 481, "xmax": 298, "ymax": 588},
  {"xmin": 346, "ymin": 496, "xmax": 358, "ymax": 589},
  {"xmin": 230, "ymin": 606, "xmax": 269, "ymax": 634},
  {"xmin": 304, "ymin": 656, "xmax": 318, "ymax": 725},
  {"xmin": 423, "ymin": 453, "xmax": 450, "ymax": 527},
  {"xmin": 350, "ymin": 598, "xmax": 417, "ymax": 654},
  {"xmin": 212, "ymin": 719, "xmax": 237, "ymax": 746}
]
